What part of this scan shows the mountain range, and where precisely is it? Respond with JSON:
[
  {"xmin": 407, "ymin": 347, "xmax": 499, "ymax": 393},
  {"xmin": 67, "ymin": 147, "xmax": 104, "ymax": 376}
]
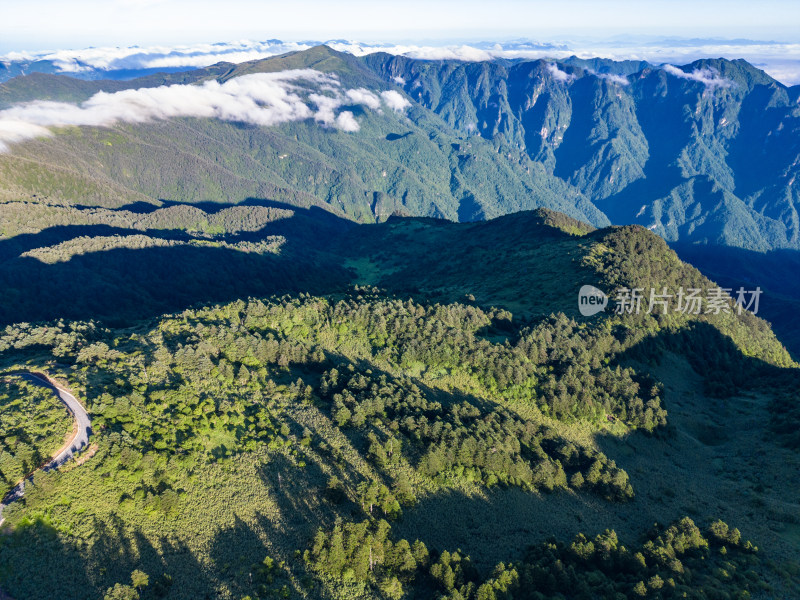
[
  {"xmin": 1, "ymin": 45, "xmax": 799, "ymax": 354},
  {"xmin": 1, "ymin": 45, "xmax": 799, "ymax": 251},
  {"xmin": 1, "ymin": 43, "xmax": 800, "ymax": 600}
]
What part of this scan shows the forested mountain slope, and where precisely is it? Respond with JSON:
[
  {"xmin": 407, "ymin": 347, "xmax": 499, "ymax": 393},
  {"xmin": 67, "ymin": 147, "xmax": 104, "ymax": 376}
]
[
  {"xmin": 0, "ymin": 46, "xmax": 605, "ymax": 226},
  {"xmin": 2, "ymin": 46, "xmax": 799, "ymax": 251},
  {"xmin": 0, "ymin": 209, "xmax": 798, "ymax": 599},
  {"xmin": 366, "ymin": 53, "xmax": 800, "ymax": 250},
  {"xmin": 5, "ymin": 44, "xmax": 799, "ymax": 354}
]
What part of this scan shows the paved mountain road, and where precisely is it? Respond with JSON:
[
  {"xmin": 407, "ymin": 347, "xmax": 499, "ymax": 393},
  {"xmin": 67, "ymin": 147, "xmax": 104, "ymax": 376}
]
[{"xmin": 0, "ymin": 372, "xmax": 92, "ymax": 525}]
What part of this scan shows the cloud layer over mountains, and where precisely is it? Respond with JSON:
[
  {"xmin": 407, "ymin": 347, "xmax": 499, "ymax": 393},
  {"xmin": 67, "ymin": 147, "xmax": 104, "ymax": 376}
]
[
  {"xmin": 3, "ymin": 38, "xmax": 800, "ymax": 85},
  {"xmin": 2, "ymin": 40, "xmax": 310, "ymax": 74},
  {"xmin": 0, "ymin": 70, "xmax": 410, "ymax": 151}
]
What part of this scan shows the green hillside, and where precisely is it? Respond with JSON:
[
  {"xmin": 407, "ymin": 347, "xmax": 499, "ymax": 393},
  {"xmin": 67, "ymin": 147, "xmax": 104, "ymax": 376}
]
[
  {"xmin": 1, "ymin": 44, "xmax": 799, "ymax": 600},
  {"xmin": 0, "ymin": 209, "xmax": 798, "ymax": 599},
  {"xmin": 0, "ymin": 377, "xmax": 73, "ymax": 495}
]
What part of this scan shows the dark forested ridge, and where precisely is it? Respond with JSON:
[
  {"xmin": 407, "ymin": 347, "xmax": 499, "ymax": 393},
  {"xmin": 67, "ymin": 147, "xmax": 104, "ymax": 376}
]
[{"xmin": 672, "ymin": 241, "xmax": 800, "ymax": 358}]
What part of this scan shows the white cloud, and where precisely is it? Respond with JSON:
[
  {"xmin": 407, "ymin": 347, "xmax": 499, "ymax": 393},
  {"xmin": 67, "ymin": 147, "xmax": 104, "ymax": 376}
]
[
  {"xmin": 546, "ymin": 63, "xmax": 575, "ymax": 83},
  {"xmin": 308, "ymin": 91, "xmax": 342, "ymax": 125},
  {"xmin": 143, "ymin": 50, "xmax": 294, "ymax": 69},
  {"xmin": 400, "ymin": 45, "xmax": 494, "ymax": 62},
  {"xmin": 0, "ymin": 69, "xmax": 382, "ymax": 152},
  {"xmin": 4, "ymin": 37, "xmax": 800, "ymax": 86},
  {"xmin": 588, "ymin": 70, "xmax": 630, "ymax": 86},
  {"xmin": 662, "ymin": 65, "xmax": 734, "ymax": 89},
  {"xmin": 345, "ymin": 88, "xmax": 382, "ymax": 110},
  {"xmin": 327, "ymin": 39, "xmax": 800, "ymax": 86},
  {"xmin": 327, "ymin": 42, "xmax": 494, "ymax": 62},
  {"xmin": 752, "ymin": 61, "xmax": 800, "ymax": 86},
  {"xmin": 1, "ymin": 40, "xmax": 313, "ymax": 74},
  {"xmin": 380, "ymin": 90, "xmax": 411, "ymax": 112},
  {"xmin": 392, "ymin": 75, "xmax": 406, "ymax": 85},
  {"xmin": 335, "ymin": 111, "xmax": 360, "ymax": 132},
  {"xmin": 0, "ymin": 120, "xmax": 53, "ymax": 152}
]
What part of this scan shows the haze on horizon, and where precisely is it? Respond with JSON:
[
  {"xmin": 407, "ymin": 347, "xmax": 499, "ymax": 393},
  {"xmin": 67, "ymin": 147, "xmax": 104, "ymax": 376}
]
[{"xmin": 3, "ymin": 0, "xmax": 800, "ymax": 52}]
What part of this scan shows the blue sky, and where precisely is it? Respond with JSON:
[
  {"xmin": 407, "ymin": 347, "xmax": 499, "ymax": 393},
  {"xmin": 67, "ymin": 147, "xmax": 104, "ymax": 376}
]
[{"xmin": 3, "ymin": 0, "xmax": 800, "ymax": 52}]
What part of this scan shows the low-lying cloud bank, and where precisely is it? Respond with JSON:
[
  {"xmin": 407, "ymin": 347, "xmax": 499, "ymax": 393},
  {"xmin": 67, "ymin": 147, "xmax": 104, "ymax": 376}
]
[
  {"xmin": 3, "ymin": 38, "xmax": 800, "ymax": 85},
  {"xmin": 662, "ymin": 65, "xmax": 734, "ymax": 89},
  {"xmin": 588, "ymin": 70, "xmax": 630, "ymax": 86},
  {"xmin": 0, "ymin": 70, "xmax": 411, "ymax": 152},
  {"xmin": 1, "ymin": 40, "xmax": 310, "ymax": 74}
]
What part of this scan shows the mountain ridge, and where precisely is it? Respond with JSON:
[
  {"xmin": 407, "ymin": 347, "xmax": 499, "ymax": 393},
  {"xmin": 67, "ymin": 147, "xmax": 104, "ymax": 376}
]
[
  {"xmin": 2, "ymin": 46, "xmax": 800, "ymax": 354},
  {"xmin": 1, "ymin": 46, "xmax": 798, "ymax": 252}
]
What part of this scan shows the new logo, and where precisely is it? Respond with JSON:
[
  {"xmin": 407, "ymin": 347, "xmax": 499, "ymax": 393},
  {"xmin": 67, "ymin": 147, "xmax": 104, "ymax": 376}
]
[{"xmin": 578, "ymin": 285, "xmax": 608, "ymax": 316}]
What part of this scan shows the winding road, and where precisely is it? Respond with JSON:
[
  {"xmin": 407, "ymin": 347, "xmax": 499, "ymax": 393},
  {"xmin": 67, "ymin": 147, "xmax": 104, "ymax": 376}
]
[{"xmin": 0, "ymin": 372, "xmax": 92, "ymax": 525}]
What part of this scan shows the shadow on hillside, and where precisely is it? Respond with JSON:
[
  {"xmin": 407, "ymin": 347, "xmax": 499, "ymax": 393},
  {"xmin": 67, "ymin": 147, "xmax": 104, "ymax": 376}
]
[
  {"xmin": 397, "ymin": 321, "xmax": 800, "ymax": 573},
  {"xmin": 207, "ymin": 514, "xmax": 295, "ymax": 600},
  {"xmin": 0, "ymin": 515, "xmax": 97, "ymax": 599},
  {"xmin": 0, "ymin": 449, "xmax": 348, "ymax": 599},
  {"xmin": 608, "ymin": 319, "xmax": 800, "ymax": 452},
  {"xmin": 255, "ymin": 454, "xmax": 346, "ymax": 534},
  {"xmin": 582, "ymin": 321, "xmax": 800, "ymax": 560},
  {"xmin": 0, "ymin": 513, "xmax": 212, "ymax": 600},
  {"xmin": 0, "ymin": 199, "xmax": 356, "ymax": 328},
  {"xmin": 553, "ymin": 76, "xmax": 617, "ymax": 181},
  {"xmin": 0, "ymin": 200, "xmax": 590, "ymax": 329},
  {"xmin": 612, "ymin": 319, "xmax": 799, "ymax": 399},
  {"xmin": 671, "ymin": 242, "xmax": 800, "ymax": 359}
]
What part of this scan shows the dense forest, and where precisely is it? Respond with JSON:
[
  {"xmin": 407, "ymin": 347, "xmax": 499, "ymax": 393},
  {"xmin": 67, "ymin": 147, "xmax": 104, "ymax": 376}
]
[
  {"xmin": 0, "ymin": 209, "xmax": 798, "ymax": 599},
  {"xmin": 307, "ymin": 516, "xmax": 763, "ymax": 599}
]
